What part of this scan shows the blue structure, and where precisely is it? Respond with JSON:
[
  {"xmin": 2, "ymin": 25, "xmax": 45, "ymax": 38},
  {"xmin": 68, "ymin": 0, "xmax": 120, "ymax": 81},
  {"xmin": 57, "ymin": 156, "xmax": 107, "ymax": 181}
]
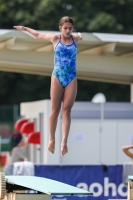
[{"xmin": 35, "ymin": 165, "xmax": 127, "ymax": 200}]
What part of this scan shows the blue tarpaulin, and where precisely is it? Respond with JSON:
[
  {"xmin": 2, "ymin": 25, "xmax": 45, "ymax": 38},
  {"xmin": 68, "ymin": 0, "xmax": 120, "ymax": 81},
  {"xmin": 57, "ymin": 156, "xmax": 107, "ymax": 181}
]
[{"xmin": 35, "ymin": 165, "xmax": 127, "ymax": 200}]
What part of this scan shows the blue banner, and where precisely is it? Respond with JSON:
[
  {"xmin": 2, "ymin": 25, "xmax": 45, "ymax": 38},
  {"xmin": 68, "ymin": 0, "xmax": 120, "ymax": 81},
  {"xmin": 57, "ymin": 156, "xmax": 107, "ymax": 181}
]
[{"xmin": 35, "ymin": 165, "xmax": 127, "ymax": 200}]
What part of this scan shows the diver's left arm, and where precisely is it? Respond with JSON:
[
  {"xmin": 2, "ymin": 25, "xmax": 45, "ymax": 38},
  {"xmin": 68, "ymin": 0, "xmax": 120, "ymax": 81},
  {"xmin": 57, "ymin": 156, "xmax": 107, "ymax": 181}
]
[{"xmin": 72, "ymin": 32, "xmax": 82, "ymax": 43}]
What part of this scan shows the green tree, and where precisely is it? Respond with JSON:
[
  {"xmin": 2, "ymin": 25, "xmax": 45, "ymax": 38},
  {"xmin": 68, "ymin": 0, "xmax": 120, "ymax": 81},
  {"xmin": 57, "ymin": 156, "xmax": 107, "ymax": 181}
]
[
  {"xmin": 0, "ymin": 72, "xmax": 130, "ymax": 104},
  {"xmin": 0, "ymin": 72, "xmax": 51, "ymax": 104},
  {"xmin": 0, "ymin": 0, "xmax": 133, "ymax": 33}
]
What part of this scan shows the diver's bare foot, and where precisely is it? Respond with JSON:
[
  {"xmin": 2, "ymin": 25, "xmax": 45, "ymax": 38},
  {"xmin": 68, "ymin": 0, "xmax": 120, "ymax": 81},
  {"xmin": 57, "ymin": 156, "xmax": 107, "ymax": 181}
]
[
  {"xmin": 61, "ymin": 143, "xmax": 68, "ymax": 156},
  {"xmin": 48, "ymin": 140, "xmax": 55, "ymax": 154}
]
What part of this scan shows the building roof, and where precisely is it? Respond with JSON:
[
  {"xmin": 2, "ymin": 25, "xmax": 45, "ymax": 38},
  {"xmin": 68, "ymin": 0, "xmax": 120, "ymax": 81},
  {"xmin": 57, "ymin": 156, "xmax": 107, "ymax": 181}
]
[{"xmin": 0, "ymin": 29, "xmax": 133, "ymax": 84}]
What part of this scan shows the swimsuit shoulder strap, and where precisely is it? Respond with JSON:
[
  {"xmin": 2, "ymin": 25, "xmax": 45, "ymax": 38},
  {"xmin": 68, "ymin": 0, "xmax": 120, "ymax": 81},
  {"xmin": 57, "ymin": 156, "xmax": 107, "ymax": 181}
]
[
  {"xmin": 71, "ymin": 35, "xmax": 75, "ymax": 43},
  {"xmin": 59, "ymin": 34, "xmax": 61, "ymax": 42},
  {"xmin": 54, "ymin": 34, "xmax": 61, "ymax": 50}
]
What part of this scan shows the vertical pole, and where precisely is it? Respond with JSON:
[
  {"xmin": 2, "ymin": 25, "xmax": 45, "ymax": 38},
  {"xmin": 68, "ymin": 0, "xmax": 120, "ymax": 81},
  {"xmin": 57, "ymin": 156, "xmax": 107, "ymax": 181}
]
[
  {"xmin": 39, "ymin": 113, "xmax": 44, "ymax": 164},
  {"xmin": 0, "ymin": 135, "xmax": 1, "ymax": 153},
  {"xmin": 128, "ymin": 181, "xmax": 133, "ymax": 200},
  {"xmin": 99, "ymin": 103, "xmax": 104, "ymax": 164},
  {"xmin": 13, "ymin": 105, "xmax": 19, "ymax": 124},
  {"xmin": 33, "ymin": 118, "xmax": 37, "ymax": 164},
  {"xmin": 130, "ymin": 84, "xmax": 133, "ymax": 103}
]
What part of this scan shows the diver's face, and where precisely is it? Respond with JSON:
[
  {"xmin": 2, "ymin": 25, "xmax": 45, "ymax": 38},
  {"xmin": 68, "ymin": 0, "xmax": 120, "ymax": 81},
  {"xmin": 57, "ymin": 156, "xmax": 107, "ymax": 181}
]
[{"xmin": 59, "ymin": 22, "xmax": 73, "ymax": 38}]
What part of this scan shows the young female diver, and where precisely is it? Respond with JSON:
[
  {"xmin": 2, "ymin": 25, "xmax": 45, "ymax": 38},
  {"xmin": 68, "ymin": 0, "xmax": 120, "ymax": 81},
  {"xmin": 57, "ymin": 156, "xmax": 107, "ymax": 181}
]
[{"xmin": 14, "ymin": 16, "xmax": 82, "ymax": 156}]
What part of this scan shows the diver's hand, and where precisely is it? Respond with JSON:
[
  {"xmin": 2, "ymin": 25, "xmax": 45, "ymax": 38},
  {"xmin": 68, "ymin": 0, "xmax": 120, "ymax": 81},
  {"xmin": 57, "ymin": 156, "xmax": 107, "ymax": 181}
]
[
  {"xmin": 13, "ymin": 26, "xmax": 25, "ymax": 31},
  {"xmin": 78, "ymin": 32, "xmax": 82, "ymax": 40}
]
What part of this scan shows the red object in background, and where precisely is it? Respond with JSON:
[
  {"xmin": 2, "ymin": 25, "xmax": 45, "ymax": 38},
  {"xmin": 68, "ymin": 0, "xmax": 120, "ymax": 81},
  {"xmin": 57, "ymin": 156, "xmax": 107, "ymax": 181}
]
[
  {"xmin": 27, "ymin": 131, "xmax": 40, "ymax": 144},
  {"xmin": 20, "ymin": 122, "xmax": 34, "ymax": 134},
  {"xmin": 14, "ymin": 118, "xmax": 29, "ymax": 131},
  {"xmin": 0, "ymin": 153, "xmax": 6, "ymax": 167}
]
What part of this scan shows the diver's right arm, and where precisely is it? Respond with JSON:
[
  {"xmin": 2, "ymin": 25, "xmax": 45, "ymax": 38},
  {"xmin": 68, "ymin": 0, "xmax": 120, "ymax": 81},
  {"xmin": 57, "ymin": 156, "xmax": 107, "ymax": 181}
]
[{"xmin": 13, "ymin": 26, "xmax": 55, "ymax": 42}]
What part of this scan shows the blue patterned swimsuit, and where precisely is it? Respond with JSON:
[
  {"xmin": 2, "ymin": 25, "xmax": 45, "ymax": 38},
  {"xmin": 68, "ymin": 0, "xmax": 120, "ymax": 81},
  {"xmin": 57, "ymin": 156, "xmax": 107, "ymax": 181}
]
[{"xmin": 52, "ymin": 34, "xmax": 77, "ymax": 88}]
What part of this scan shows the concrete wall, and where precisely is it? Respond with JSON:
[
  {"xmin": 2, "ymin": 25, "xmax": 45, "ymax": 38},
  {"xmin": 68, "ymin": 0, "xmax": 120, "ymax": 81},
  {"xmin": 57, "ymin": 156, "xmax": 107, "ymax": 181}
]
[{"xmin": 20, "ymin": 100, "xmax": 133, "ymax": 165}]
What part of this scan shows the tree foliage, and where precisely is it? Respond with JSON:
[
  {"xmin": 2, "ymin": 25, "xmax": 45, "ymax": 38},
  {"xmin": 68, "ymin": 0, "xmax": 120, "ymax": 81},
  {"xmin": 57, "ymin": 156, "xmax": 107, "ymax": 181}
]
[
  {"xmin": 0, "ymin": 72, "xmax": 51, "ymax": 104},
  {"xmin": 0, "ymin": 0, "xmax": 132, "ymax": 104},
  {"xmin": 0, "ymin": 72, "xmax": 130, "ymax": 104},
  {"xmin": 0, "ymin": 0, "xmax": 133, "ymax": 33}
]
